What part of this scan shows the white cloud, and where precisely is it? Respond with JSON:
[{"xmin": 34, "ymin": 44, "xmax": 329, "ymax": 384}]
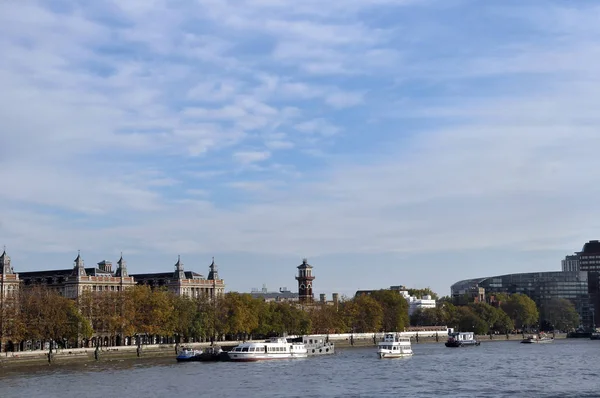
[
  {"xmin": 325, "ymin": 92, "xmax": 364, "ymax": 109},
  {"xmin": 3, "ymin": 0, "xmax": 600, "ymax": 297},
  {"xmin": 295, "ymin": 119, "xmax": 340, "ymax": 136},
  {"xmin": 233, "ymin": 151, "xmax": 272, "ymax": 164}
]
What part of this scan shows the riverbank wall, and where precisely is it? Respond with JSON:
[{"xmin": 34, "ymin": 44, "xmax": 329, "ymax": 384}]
[
  {"xmin": 0, "ymin": 333, "xmax": 567, "ymax": 368},
  {"xmin": 331, "ymin": 332, "xmax": 567, "ymax": 348}
]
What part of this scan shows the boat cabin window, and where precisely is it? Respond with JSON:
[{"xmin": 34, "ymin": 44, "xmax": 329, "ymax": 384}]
[
  {"xmin": 235, "ymin": 347, "xmax": 242, "ymax": 352},
  {"xmin": 242, "ymin": 347, "xmax": 249, "ymax": 352},
  {"xmin": 248, "ymin": 347, "xmax": 255, "ymax": 352}
]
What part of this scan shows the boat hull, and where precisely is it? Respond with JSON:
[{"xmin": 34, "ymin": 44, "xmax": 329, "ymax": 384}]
[
  {"xmin": 306, "ymin": 343, "xmax": 335, "ymax": 356},
  {"xmin": 520, "ymin": 339, "xmax": 553, "ymax": 344},
  {"xmin": 378, "ymin": 351, "xmax": 413, "ymax": 359},
  {"xmin": 445, "ymin": 341, "xmax": 480, "ymax": 347},
  {"xmin": 227, "ymin": 353, "xmax": 308, "ymax": 361}
]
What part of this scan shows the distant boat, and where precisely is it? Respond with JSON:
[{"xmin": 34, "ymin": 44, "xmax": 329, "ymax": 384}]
[
  {"xmin": 521, "ymin": 334, "xmax": 554, "ymax": 344},
  {"xmin": 176, "ymin": 347, "xmax": 203, "ymax": 362},
  {"xmin": 377, "ymin": 332, "xmax": 413, "ymax": 358},
  {"xmin": 445, "ymin": 332, "xmax": 480, "ymax": 347}
]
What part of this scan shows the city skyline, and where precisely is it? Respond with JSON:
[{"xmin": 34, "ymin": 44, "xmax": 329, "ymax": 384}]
[{"xmin": 2, "ymin": 1, "xmax": 600, "ymax": 297}]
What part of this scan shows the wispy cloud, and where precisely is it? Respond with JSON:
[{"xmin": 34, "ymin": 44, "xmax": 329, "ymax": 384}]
[{"xmin": 2, "ymin": 0, "xmax": 600, "ymax": 296}]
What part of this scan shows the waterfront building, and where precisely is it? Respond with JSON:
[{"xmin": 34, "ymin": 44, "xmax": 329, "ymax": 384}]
[
  {"xmin": 1, "ymin": 250, "xmax": 224, "ymax": 299},
  {"xmin": 577, "ymin": 240, "xmax": 600, "ymax": 326},
  {"xmin": 19, "ymin": 252, "xmax": 136, "ymax": 298},
  {"xmin": 451, "ymin": 271, "xmax": 592, "ymax": 327},
  {"xmin": 562, "ymin": 255, "xmax": 580, "ymax": 272},
  {"xmin": 296, "ymin": 258, "xmax": 315, "ymax": 304},
  {"xmin": 130, "ymin": 256, "xmax": 224, "ymax": 298}
]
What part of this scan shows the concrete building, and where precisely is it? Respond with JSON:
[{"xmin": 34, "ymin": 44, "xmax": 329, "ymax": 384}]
[
  {"xmin": 577, "ymin": 240, "xmax": 600, "ymax": 326},
  {"xmin": 562, "ymin": 255, "xmax": 580, "ymax": 272},
  {"xmin": 401, "ymin": 292, "xmax": 437, "ymax": 315}
]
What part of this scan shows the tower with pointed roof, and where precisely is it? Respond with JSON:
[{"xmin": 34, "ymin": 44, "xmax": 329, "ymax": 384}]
[
  {"xmin": 72, "ymin": 251, "xmax": 87, "ymax": 277},
  {"xmin": 208, "ymin": 257, "xmax": 219, "ymax": 281},
  {"xmin": 174, "ymin": 255, "xmax": 185, "ymax": 280},
  {"xmin": 115, "ymin": 253, "xmax": 128, "ymax": 278},
  {"xmin": 1, "ymin": 248, "xmax": 12, "ymax": 276},
  {"xmin": 295, "ymin": 258, "xmax": 315, "ymax": 304}
]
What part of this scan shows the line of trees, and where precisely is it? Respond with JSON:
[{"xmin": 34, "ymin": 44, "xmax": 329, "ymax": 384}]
[
  {"xmin": 0, "ymin": 286, "xmax": 582, "ymax": 351},
  {"xmin": 0, "ymin": 286, "xmax": 413, "ymax": 350},
  {"xmin": 410, "ymin": 293, "xmax": 580, "ymax": 334}
]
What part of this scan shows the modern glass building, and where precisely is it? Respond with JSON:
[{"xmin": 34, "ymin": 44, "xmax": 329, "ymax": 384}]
[{"xmin": 451, "ymin": 271, "xmax": 592, "ymax": 327}]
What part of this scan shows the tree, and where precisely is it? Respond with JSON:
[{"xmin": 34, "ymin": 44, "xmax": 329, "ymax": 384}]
[
  {"xmin": 540, "ymin": 298, "xmax": 580, "ymax": 331},
  {"xmin": 370, "ymin": 290, "xmax": 410, "ymax": 332},
  {"xmin": 344, "ymin": 294, "xmax": 383, "ymax": 333},
  {"xmin": 455, "ymin": 306, "xmax": 488, "ymax": 335},
  {"xmin": 307, "ymin": 303, "xmax": 346, "ymax": 334},
  {"xmin": 170, "ymin": 295, "xmax": 199, "ymax": 342},
  {"xmin": 221, "ymin": 293, "xmax": 259, "ymax": 339},
  {"xmin": 20, "ymin": 286, "xmax": 92, "ymax": 348},
  {"xmin": 410, "ymin": 308, "xmax": 440, "ymax": 326},
  {"xmin": 501, "ymin": 293, "xmax": 539, "ymax": 330}
]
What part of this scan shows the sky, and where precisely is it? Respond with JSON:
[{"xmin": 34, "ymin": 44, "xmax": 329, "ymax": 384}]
[{"xmin": 1, "ymin": 0, "xmax": 600, "ymax": 298}]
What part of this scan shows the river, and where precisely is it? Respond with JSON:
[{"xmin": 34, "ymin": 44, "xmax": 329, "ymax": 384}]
[{"xmin": 1, "ymin": 339, "xmax": 598, "ymax": 397}]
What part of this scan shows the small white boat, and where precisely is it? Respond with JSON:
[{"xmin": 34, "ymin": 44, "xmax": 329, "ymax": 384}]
[
  {"xmin": 521, "ymin": 334, "xmax": 554, "ymax": 344},
  {"xmin": 227, "ymin": 337, "xmax": 307, "ymax": 361},
  {"xmin": 377, "ymin": 333, "xmax": 413, "ymax": 359}
]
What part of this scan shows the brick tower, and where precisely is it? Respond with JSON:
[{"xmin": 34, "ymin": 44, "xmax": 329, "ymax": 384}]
[{"xmin": 295, "ymin": 258, "xmax": 315, "ymax": 303}]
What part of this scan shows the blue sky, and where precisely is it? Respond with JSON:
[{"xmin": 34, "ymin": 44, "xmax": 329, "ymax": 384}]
[{"xmin": 1, "ymin": 0, "xmax": 600, "ymax": 297}]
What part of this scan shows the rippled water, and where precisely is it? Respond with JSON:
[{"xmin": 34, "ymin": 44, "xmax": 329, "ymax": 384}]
[{"xmin": 1, "ymin": 339, "xmax": 599, "ymax": 398}]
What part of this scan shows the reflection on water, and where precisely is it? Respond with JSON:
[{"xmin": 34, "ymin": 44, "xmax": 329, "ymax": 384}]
[{"xmin": 1, "ymin": 340, "xmax": 600, "ymax": 398}]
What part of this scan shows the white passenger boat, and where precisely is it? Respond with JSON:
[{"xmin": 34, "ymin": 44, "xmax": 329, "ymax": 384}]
[
  {"xmin": 377, "ymin": 333, "xmax": 413, "ymax": 358},
  {"xmin": 227, "ymin": 337, "xmax": 308, "ymax": 361}
]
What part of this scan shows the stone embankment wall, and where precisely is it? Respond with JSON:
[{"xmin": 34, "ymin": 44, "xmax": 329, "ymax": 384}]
[
  {"xmin": 0, "ymin": 341, "xmax": 238, "ymax": 368},
  {"xmin": 332, "ymin": 332, "xmax": 567, "ymax": 348}
]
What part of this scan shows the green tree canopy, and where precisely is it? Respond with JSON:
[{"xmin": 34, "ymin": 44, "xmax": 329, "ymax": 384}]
[
  {"xmin": 501, "ymin": 293, "xmax": 539, "ymax": 330},
  {"xmin": 370, "ymin": 290, "xmax": 410, "ymax": 332},
  {"xmin": 540, "ymin": 298, "xmax": 580, "ymax": 331}
]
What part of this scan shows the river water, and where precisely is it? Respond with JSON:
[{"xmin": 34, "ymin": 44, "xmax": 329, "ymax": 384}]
[{"xmin": 1, "ymin": 339, "xmax": 599, "ymax": 398}]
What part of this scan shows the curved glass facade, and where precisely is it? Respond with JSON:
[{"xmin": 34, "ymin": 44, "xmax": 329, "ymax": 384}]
[{"xmin": 451, "ymin": 271, "xmax": 592, "ymax": 327}]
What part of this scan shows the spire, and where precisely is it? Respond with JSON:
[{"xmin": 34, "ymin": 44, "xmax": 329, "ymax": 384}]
[
  {"xmin": 174, "ymin": 255, "xmax": 185, "ymax": 279},
  {"xmin": 116, "ymin": 252, "xmax": 128, "ymax": 278},
  {"xmin": 208, "ymin": 256, "xmax": 219, "ymax": 280},
  {"xmin": 1, "ymin": 246, "xmax": 12, "ymax": 275},
  {"xmin": 72, "ymin": 250, "xmax": 87, "ymax": 277}
]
